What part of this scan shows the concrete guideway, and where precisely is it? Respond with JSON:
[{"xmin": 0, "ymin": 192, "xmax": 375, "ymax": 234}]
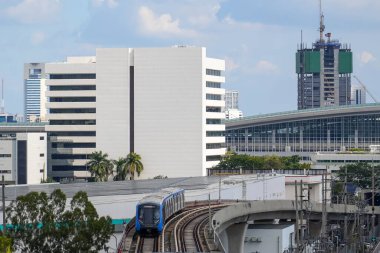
[{"xmin": 212, "ymin": 200, "xmax": 380, "ymax": 253}]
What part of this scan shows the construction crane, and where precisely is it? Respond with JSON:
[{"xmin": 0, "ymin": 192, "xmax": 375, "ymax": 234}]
[{"xmin": 353, "ymin": 75, "xmax": 379, "ymax": 103}]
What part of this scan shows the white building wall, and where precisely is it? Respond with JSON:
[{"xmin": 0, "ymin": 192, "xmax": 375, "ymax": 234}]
[
  {"xmin": 134, "ymin": 47, "xmax": 204, "ymax": 178},
  {"xmin": 96, "ymin": 48, "xmax": 131, "ymax": 159},
  {"xmin": 0, "ymin": 139, "xmax": 16, "ymax": 182},
  {"xmin": 244, "ymin": 225, "xmax": 294, "ymax": 253},
  {"xmin": 17, "ymin": 133, "xmax": 47, "ymax": 184}
]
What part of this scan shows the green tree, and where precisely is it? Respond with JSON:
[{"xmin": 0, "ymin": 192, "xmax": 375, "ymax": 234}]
[
  {"xmin": 126, "ymin": 152, "xmax": 144, "ymax": 180},
  {"xmin": 86, "ymin": 151, "xmax": 113, "ymax": 182},
  {"xmin": 113, "ymin": 157, "xmax": 129, "ymax": 181},
  {"xmin": 263, "ymin": 155, "xmax": 283, "ymax": 170},
  {"xmin": 6, "ymin": 189, "xmax": 114, "ymax": 253},
  {"xmin": 337, "ymin": 162, "xmax": 380, "ymax": 189}
]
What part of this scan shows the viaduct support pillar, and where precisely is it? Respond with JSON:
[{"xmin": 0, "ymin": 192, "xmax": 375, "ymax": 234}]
[{"xmin": 225, "ymin": 222, "xmax": 248, "ymax": 253}]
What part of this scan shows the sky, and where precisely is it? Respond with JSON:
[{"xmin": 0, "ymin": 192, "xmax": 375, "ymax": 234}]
[{"xmin": 0, "ymin": 0, "xmax": 380, "ymax": 116}]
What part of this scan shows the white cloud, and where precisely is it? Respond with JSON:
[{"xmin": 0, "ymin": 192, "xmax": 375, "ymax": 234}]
[
  {"xmin": 138, "ymin": 6, "xmax": 197, "ymax": 37},
  {"xmin": 6, "ymin": 0, "xmax": 61, "ymax": 24},
  {"xmin": 254, "ymin": 60, "xmax": 279, "ymax": 74},
  {"xmin": 359, "ymin": 51, "xmax": 375, "ymax": 64},
  {"xmin": 223, "ymin": 16, "xmax": 273, "ymax": 30},
  {"xmin": 91, "ymin": 0, "xmax": 119, "ymax": 8},
  {"xmin": 187, "ymin": 3, "xmax": 221, "ymax": 27},
  {"xmin": 30, "ymin": 32, "xmax": 46, "ymax": 45}
]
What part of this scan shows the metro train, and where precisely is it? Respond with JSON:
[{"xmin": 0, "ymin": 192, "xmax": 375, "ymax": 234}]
[{"xmin": 135, "ymin": 188, "xmax": 185, "ymax": 236}]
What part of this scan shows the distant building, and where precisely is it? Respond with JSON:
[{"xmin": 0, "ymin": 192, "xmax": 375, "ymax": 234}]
[
  {"xmin": 45, "ymin": 47, "xmax": 226, "ymax": 180},
  {"xmin": 226, "ymin": 103, "xmax": 380, "ymax": 169},
  {"xmin": 224, "ymin": 90, "xmax": 243, "ymax": 119},
  {"xmin": 0, "ymin": 123, "xmax": 47, "ymax": 184},
  {"xmin": 24, "ymin": 63, "xmax": 47, "ymax": 122},
  {"xmin": 351, "ymin": 85, "xmax": 366, "ymax": 105},
  {"xmin": 225, "ymin": 109, "xmax": 243, "ymax": 120},
  {"xmin": 296, "ymin": 7, "xmax": 352, "ymax": 109},
  {"xmin": 225, "ymin": 90, "xmax": 239, "ymax": 110}
]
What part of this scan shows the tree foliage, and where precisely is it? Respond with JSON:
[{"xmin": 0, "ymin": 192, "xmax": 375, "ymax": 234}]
[
  {"xmin": 6, "ymin": 189, "xmax": 114, "ymax": 252},
  {"xmin": 213, "ymin": 153, "xmax": 310, "ymax": 171},
  {"xmin": 113, "ymin": 157, "xmax": 129, "ymax": 181},
  {"xmin": 337, "ymin": 162, "xmax": 380, "ymax": 189},
  {"xmin": 86, "ymin": 151, "xmax": 113, "ymax": 182},
  {"xmin": 126, "ymin": 152, "xmax": 144, "ymax": 180}
]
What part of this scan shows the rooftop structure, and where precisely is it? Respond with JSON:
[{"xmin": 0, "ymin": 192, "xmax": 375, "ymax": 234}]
[{"xmin": 24, "ymin": 63, "xmax": 46, "ymax": 122}]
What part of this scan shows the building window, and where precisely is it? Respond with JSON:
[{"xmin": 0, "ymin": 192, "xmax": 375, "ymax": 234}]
[
  {"xmin": 206, "ymin": 143, "xmax": 224, "ymax": 149},
  {"xmin": 206, "ymin": 69, "xmax": 221, "ymax": 76},
  {"xmin": 50, "ymin": 97, "xmax": 96, "ymax": 102},
  {"xmin": 50, "ymin": 85, "xmax": 96, "ymax": 91},
  {"xmin": 206, "ymin": 131, "xmax": 225, "ymax": 137},
  {"xmin": 52, "ymin": 154, "xmax": 88, "ymax": 159},
  {"xmin": 0, "ymin": 154, "xmax": 11, "ymax": 158},
  {"xmin": 51, "ymin": 142, "xmax": 96, "ymax": 148},
  {"xmin": 50, "ymin": 108, "xmax": 96, "ymax": 114},
  {"xmin": 49, "ymin": 131, "xmax": 96, "ymax": 137},
  {"xmin": 206, "ymin": 81, "xmax": 221, "ymax": 88},
  {"xmin": 206, "ymin": 155, "xmax": 222, "ymax": 161},
  {"xmin": 40, "ymin": 136, "xmax": 44, "ymax": 140},
  {"xmin": 0, "ymin": 170, "xmax": 11, "ymax": 174},
  {"xmin": 40, "ymin": 169, "xmax": 44, "ymax": 173},
  {"xmin": 40, "ymin": 153, "xmax": 44, "ymax": 157},
  {"xmin": 52, "ymin": 165, "xmax": 88, "ymax": 171},
  {"xmin": 50, "ymin": 120, "xmax": 96, "ymax": 125},
  {"xmin": 49, "ymin": 74, "xmax": 96, "ymax": 79},
  {"xmin": 206, "ymin": 119, "xmax": 222, "ymax": 125},
  {"xmin": 206, "ymin": 106, "xmax": 222, "ymax": 113},
  {"xmin": 206, "ymin": 94, "xmax": 222, "ymax": 100}
]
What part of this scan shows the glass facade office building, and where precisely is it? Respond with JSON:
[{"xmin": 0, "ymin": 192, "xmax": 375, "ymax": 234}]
[
  {"xmin": 226, "ymin": 104, "xmax": 380, "ymax": 153},
  {"xmin": 24, "ymin": 63, "xmax": 45, "ymax": 122}
]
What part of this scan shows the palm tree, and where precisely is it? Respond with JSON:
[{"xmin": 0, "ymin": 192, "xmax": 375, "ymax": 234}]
[
  {"xmin": 126, "ymin": 152, "xmax": 144, "ymax": 180},
  {"xmin": 113, "ymin": 158, "xmax": 129, "ymax": 181},
  {"xmin": 86, "ymin": 151, "xmax": 113, "ymax": 182}
]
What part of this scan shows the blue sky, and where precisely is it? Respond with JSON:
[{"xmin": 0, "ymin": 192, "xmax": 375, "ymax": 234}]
[{"xmin": 0, "ymin": 0, "xmax": 380, "ymax": 116}]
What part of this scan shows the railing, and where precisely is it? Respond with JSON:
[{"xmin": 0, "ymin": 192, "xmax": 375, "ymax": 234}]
[{"xmin": 207, "ymin": 168, "xmax": 327, "ymax": 176}]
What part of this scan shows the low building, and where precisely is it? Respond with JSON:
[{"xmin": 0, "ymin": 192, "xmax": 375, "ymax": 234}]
[
  {"xmin": 244, "ymin": 224, "xmax": 294, "ymax": 253},
  {"xmin": 0, "ymin": 123, "xmax": 47, "ymax": 184}
]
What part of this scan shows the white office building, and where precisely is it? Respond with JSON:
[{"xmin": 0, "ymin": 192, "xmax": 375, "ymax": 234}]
[
  {"xmin": 0, "ymin": 124, "xmax": 47, "ymax": 184},
  {"xmin": 45, "ymin": 47, "xmax": 225, "ymax": 180},
  {"xmin": 24, "ymin": 63, "xmax": 47, "ymax": 122}
]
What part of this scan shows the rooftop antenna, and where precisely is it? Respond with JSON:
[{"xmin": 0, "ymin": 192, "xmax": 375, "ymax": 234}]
[{"xmin": 319, "ymin": 0, "xmax": 325, "ymax": 42}]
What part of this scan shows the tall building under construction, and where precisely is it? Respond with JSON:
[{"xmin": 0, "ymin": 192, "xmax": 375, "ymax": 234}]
[{"xmin": 296, "ymin": 4, "xmax": 353, "ymax": 110}]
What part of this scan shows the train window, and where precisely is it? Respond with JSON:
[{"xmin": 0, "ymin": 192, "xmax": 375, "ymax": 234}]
[{"xmin": 139, "ymin": 204, "xmax": 159, "ymax": 225}]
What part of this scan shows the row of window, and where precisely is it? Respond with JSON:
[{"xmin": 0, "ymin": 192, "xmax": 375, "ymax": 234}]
[
  {"xmin": 51, "ymin": 142, "xmax": 96, "ymax": 148},
  {"xmin": 206, "ymin": 131, "xmax": 225, "ymax": 137},
  {"xmin": 50, "ymin": 85, "xmax": 96, "ymax": 91},
  {"xmin": 50, "ymin": 97, "xmax": 96, "ymax": 102},
  {"xmin": 49, "ymin": 131, "xmax": 96, "ymax": 137},
  {"xmin": 52, "ymin": 165, "xmax": 87, "ymax": 171},
  {"xmin": 0, "ymin": 154, "xmax": 11, "ymax": 158},
  {"xmin": 206, "ymin": 143, "xmax": 224, "ymax": 149},
  {"xmin": 50, "ymin": 108, "xmax": 96, "ymax": 114},
  {"xmin": 206, "ymin": 94, "xmax": 222, "ymax": 100},
  {"xmin": 52, "ymin": 154, "xmax": 88, "ymax": 159},
  {"xmin": 49, "ymin": 74, "xmax": 96, "ymax": 79},
  {"xmin": 0, "ymin": 170, "xmax": 11, "ymax": 174},
  {"xmin": 206, "ymin": 119, "xmax": 222, "ymax": 125},
  {"xmin": 206, "ymin": 155, "xmax": 222, "ymax": 161},
  {"xmin": 50, "ymin": 120, "xmax": 96, "ymax": 125},
  {"xmin": 206, "ymin": 81, "xmax": 221, "ymax": 88},
  {"xmin": 206, "ymin": 69, "xmax": 222, "ymax": 76},
  {"xmin": 206, "ymin": 106, "xmax": 222, "ymax": 113}
]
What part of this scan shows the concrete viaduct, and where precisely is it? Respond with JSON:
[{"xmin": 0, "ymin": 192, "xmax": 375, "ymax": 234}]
[{"xmin": 212, "ymin": 200, "xmax": 380, "ymax": 253}]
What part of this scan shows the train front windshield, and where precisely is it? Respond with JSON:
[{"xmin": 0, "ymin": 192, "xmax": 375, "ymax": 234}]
[{"xmin": 138, "ymin": 204, "xmax": 160, "ymax": 225}]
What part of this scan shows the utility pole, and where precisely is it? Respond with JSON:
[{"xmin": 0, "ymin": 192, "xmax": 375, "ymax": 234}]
[
  {"xmin": 372, "ymin": 159, "xmax": 376, "ymax": 244},
  {"xmin": 208, "ymin": 193, "xmax": 212, "ymax": 234},
  {"xmin": 344, "ymin": 165, "xmax": 348, "ymax": 252},
  {"xmin": 295, "ymin": 180, "xmax": 300, "ymax": 253},
  {"xmin": 218, "ymin": 174, "xmax": 221, "ymax": 203},
  {"xmin": 300, "ymin": 180, "xmax": 304, "ymax": 245},
  {"xmin": 2, "ymin": 175, "xmax": 5, "ymax": 234}
]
